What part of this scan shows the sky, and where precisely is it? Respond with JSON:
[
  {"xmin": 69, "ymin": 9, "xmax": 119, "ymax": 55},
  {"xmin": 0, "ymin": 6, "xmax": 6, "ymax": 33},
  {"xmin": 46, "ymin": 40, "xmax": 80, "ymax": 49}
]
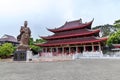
[{"xmin": 0, "ymin": 0, "xmax": 120, "ymax": 39}]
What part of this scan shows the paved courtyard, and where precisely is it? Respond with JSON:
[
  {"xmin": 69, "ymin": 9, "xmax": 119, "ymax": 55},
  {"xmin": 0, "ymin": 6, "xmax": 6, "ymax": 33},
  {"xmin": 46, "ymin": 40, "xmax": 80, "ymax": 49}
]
[{"xmin": 0, "ymin": 59, "xmax": 120, "ymax": 80}]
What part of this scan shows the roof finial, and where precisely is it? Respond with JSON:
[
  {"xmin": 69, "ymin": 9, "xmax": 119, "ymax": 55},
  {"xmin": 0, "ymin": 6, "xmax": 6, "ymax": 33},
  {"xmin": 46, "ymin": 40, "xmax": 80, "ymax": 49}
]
[
  {"xmin": 65, "ymin": 21, "xmax": 68, "ymax": 24},
  {"xmin": 92, "ymin": 18, "xmax": 94, "ymax": 22},
  {"xmin": 80, "ymin": 18, "xmax": 82, "ymax": 23}
]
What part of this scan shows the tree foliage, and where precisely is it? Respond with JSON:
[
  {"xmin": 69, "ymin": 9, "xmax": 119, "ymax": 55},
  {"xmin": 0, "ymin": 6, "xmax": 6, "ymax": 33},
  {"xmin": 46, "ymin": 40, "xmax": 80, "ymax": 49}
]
[
  {"xmin": 0, "ymin": 43, "xmax": 14, "ymax": 58},
  {"xmin": 107, "ymin": 19, "xmax": 120, "ymax": 46},
  {"xmin": 29, "ymin": 45, "xmax": 41, "ymax": 52},
  {"xmin": 35, "ymin": 38, "xmax": 46, "ymax": 44},
  {"xmin": 93, "ymin": 24, "xmax": 115, "ymax": 37},
  {"xmin": 29, "ymin": 37, "xmax": 34, "ymax": 45},
  {"xmin": 29, "ymin": 38, "xmax": 45, "ymax": 52},
  {"xmin": 113, "ymin": 19, "xmax": 120, "ymax": 30},
  {"xmin": 107, "ymin": 30, "xmax": 120, "ymax": 46}
]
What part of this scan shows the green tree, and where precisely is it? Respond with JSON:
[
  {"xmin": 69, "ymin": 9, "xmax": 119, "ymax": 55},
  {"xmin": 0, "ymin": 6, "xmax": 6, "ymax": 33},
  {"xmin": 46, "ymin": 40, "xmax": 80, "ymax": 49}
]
[
  {"xmin": 93, "ymin": 24, "xmax": 115, "ymax": 37},
  {"xmin": 29, "ymin": 38, "xmax": 45, "ymax": 53},
  {"xmin": 29, "ymin": 45, "xmax": 41, "ymax": 52},
  {"xmin": 0, "ymin": 43, "xmax": 14, "ymax": 58},
  {"xmin": 113, "ymin": 19, "xmax": 120, "ymax": 30},
  {"xmin": 29, "ymin": 37, "xmax": 34, "ymax": 45},
  {"xmin": 107, "ymin": 30, "xmax": 120, "ymax": 46},
  {"xmin": 106, "ymin": 19, "xmax": 120, "ymax": 46},
  {"xmin": 35, "ymin": 38, "xmax": 46, "ymax": 44}
]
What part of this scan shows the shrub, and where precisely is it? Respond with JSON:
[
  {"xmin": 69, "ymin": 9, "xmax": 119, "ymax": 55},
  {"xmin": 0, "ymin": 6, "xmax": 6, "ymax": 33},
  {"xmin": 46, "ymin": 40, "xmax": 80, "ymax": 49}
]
[
  {"xmin": 29, "ymin": 45, "xmax": 41, "ymax": 52},
  {"xmin": 0, "ymin": 43, "xmax": 14, "ymax": 58}
]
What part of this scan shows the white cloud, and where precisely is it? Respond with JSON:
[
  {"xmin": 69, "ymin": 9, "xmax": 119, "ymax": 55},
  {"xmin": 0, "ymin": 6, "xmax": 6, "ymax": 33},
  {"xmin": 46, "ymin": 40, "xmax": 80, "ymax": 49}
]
[
  {"xmin": 0, "ymin": 0, "xmax": 120, "ymax": 38},
  {"xmin": 55, "ymin": 0, "xmax": 74, "ymax": 21},
  {"xmin": 0, "ymin": 0, "xmax": 50, "ymax": 15},
  {"xmin": 0, "ymin": 0, "xmax": 74, "ymax": 20}
]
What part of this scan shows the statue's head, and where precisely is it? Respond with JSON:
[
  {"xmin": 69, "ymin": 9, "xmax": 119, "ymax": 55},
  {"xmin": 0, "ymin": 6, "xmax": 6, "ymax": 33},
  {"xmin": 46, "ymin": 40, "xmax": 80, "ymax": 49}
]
[{"xmin": 24, "ymin": 21, "xmax": 28, "ymax": 27}]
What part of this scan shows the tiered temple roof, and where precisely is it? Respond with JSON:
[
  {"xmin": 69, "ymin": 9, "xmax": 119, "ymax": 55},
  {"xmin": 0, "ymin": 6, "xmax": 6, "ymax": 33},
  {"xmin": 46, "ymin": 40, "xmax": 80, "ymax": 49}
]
[
  {"xmin": 37, "ymin": 19, "xmax": 107, "ymax": 47},
  {"xmin": 48, "ymin": 19, "xmax": 93, "ymax": 32}
]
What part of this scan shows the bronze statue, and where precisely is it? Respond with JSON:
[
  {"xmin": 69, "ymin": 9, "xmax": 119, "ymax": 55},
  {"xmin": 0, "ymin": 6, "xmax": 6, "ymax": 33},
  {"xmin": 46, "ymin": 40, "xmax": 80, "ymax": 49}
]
[{"xmin": 17, "ymin": 21, "xmax": 31, "ymax": 51}]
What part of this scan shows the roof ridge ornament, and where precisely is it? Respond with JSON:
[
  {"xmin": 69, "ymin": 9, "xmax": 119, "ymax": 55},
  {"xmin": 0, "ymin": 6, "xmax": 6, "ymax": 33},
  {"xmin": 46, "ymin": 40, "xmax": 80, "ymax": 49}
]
[
  {"xmin": 65, "ymin": 21, "xmax": 68, "ymax": 25},
  {"xmin": 92, "ymin": 18, "xmax": 94, "ymax": 22},
  {"xmin": 80, "ymin": 18, "xmax": 82, "ymax": 23}
]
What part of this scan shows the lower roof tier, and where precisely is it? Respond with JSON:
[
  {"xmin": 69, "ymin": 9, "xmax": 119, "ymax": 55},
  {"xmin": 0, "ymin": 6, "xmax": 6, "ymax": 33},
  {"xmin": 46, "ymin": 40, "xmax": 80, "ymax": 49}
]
[
  {"xmin": 41, "ymin": 29, "xmax": 100, "ymax": 40},
  {"xmin": 37, "ymin": 36, "xmax": 107, "ymax": 47}
]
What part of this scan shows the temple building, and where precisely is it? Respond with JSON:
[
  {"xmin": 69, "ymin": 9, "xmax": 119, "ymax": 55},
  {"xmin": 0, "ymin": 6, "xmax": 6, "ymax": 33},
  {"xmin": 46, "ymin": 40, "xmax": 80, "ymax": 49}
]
[
  {"xmin": 0, "ymin": 34, "xmax": 19, "ymax": 46},
  {"xmin": 37, "ymin": 19, "xmax": 107, "ymax": 57}
]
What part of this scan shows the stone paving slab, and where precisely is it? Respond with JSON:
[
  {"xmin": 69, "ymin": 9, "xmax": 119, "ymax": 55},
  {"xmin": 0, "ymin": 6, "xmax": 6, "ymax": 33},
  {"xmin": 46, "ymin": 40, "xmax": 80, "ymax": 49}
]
[{"xmin": 0, "ymin": 59, "xmax": 120, "ymax": 80}]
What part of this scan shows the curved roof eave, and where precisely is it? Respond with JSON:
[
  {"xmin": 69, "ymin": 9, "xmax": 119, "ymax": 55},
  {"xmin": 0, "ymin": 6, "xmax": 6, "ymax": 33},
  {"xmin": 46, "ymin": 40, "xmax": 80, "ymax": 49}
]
[
  {"xmin": 47, "ymin": 19, "xmax": 94, "ymax": 33},
  {"xmin": 38, "ymin": 37, "xmax": 107, "ymax": 47},
  {"xmin": 41, "ymin": 29, "xmax": 100, "ymax": 40}
]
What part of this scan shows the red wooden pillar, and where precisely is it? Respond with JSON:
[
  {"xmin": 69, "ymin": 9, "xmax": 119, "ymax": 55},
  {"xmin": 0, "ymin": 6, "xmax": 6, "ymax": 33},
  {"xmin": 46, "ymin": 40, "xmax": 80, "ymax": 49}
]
[{"xmin": 84, "ymin": 45, "xmax": 86, "ymax": 52}]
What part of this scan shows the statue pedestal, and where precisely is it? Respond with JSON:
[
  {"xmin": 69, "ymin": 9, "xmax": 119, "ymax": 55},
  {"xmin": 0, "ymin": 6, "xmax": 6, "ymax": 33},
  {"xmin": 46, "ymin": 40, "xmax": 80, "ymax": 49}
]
[
  {"xmin": 26, "ymin": 50, "xmax": 33, "ymax": 62},
  {"xmin": 14, "ymin": 51, "xmax": 27, "ymax": 61},
  {"xmin": 13, "ymin": 45, "xmax": 33, "ymax": 61},
  {"xmin": 14, "ymin": 50, "xmax": 33, "ymax": 61}
]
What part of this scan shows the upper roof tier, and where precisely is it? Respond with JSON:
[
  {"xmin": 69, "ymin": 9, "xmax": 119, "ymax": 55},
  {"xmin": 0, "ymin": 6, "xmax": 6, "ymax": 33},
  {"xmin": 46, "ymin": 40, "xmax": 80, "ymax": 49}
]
[
  {"xmin": 48, "ymin": 19, "xmax": 94, "ymax": 33},
  {"xmin": 41, "ymin": 29, "xmax": 100, "ymax": 40}
]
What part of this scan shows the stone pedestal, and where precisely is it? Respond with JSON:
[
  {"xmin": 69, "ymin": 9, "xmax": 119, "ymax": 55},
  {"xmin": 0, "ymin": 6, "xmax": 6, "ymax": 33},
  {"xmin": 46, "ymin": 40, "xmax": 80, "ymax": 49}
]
[
  {"xmin": 14, "ymin": 50, "xmax": 33, "ymax": 61},
  {"xmin": 13, "ymin": 45, "xmax": 32, "ymax": 61},
  {"xmin": 14, "ymin": 51, "xmax": 27, "ymax": 61},
  {"xmin": 26, "ymin": 50, "xmax": 33, "ymax": 61}
]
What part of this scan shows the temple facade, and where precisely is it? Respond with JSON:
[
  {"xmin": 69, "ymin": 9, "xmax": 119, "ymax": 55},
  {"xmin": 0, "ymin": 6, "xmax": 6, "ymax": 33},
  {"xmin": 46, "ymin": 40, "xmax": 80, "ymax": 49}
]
[{"xmin": 37, "ymin": 19, "xmax": 107, "ymax": 57}]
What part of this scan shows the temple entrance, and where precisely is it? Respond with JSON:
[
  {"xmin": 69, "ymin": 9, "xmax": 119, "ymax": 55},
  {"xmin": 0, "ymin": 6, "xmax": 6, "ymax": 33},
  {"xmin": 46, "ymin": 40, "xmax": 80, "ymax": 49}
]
[
  {"xmin": 64, "ymin": 47, "xmax": 69, "ymax": 55},
  {"xmin": 43, "ymin": 48, "xmax": 46, "ymax": 52},
  {"xmin": 52, "ymin": 48, "xmax": 57, "ymax": 56},
  {"xmin": 86, "ymin": 46, "xmax": 92, "ymax": 51},
  {"xmin": 58, "ymin": 48, "xmax": 62, "ymax": 54},
  {"xmin": 78, "ymin": 47, "xmax": 84, "ymax": 53},
  {"xmin": 94, "ymin": 46, "xmax": 99, "ymax": 51},
  {"xmin": 47, "ymin": 48, "xmax": 50, "ymax": 52},
  {"xmin": 71, "ymin": 47, "xmax": 76, "ymax": 54}
]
